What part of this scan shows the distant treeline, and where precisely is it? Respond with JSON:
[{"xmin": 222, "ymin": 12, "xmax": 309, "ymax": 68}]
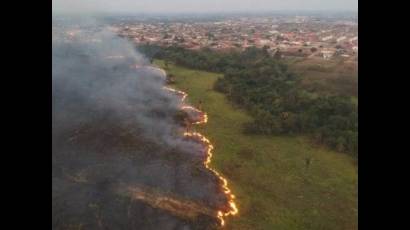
[{"xmin": 138, "ymin": 45, "xmax": 358, "ymax": 157}]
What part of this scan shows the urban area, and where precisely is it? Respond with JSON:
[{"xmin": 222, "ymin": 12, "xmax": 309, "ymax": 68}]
[{"xmin": 112, "ymin": 14, "xmax": 357, "ymax": 61}]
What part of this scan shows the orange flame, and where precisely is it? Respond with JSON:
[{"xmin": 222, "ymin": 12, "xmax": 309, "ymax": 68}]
[
  {"xmin": 163, "ymin": 86, "xmax": 188, "ymax": 102},
  {"xmin": 163, "ymin": 84, "xmax": 238, "ymax": 227}
]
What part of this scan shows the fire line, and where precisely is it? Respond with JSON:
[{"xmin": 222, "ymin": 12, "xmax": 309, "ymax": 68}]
[{"xmin": 161, "ymin": 75, "xmax": 238, "ymax": 227}]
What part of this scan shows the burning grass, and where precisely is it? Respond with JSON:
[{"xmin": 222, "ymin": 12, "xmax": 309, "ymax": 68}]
[
  {"xmin": 53, "ymin": 37, "xmax": 231, "ymax": 229},
  {"xmin": 163, "ymin": 82, "xmax": 238, "ymax": 227}
]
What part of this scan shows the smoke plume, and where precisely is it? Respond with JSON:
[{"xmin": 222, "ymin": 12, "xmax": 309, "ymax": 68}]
[{"xmin": 52, "ymin": 19, "xmax": 225, "ymax": 230}]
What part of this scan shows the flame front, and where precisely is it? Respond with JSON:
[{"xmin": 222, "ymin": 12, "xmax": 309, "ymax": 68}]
[
  {"xmin": 183, "ymin": 131, "xmax": 238, "ymax": 226},
  {"xmin": 163, "ymin": 85, "xmax": 238, "ymax": 227}
]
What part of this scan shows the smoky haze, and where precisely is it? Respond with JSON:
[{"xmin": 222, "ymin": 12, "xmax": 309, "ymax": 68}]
[
  {"xmin": 52, "ymin": 20, "xmax": 226, "ymax": 229},
  {"xmin": 52, "ymin": 0, "xmax": 357, "ymax": 14}
]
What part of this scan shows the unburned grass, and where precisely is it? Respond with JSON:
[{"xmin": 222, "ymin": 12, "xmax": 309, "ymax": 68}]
[{"xmin": 154, "ymin": 60, "xmax": 357, "ymax": 230}]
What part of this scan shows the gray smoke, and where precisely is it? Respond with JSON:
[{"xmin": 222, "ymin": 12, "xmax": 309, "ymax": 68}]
[{"xmin": 52, "ymin": 19, "xmax": 225, "ymax": 230}]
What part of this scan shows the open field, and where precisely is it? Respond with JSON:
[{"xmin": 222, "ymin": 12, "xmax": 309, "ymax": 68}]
[
  {"xmin": 285, "ymin": 57, "xmax": 358, "ymax": 98},
  {"xmin": 154, "ymin": 59, "xmax": 357, "ymax": 230}
]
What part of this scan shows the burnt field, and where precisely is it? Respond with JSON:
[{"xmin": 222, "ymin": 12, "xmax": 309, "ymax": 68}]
[{"xmin": 52, "ymin": 29, "xmax": 229, "ymax": 230}]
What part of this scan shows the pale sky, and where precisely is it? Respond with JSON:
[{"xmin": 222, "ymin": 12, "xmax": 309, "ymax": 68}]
[{"xmin": 52, "ymin": 0, "xmax": 357, "ymax": 14}]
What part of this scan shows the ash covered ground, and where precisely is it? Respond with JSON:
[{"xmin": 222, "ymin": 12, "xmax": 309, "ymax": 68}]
[{"xmin": 52, "ymin": 25, "xmax": 227, "ymax": 230}]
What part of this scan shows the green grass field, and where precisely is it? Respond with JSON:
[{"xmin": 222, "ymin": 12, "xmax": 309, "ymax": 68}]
[{"xmin": 154, "ymin": 60, "xmax": 358, "ymax": 230}]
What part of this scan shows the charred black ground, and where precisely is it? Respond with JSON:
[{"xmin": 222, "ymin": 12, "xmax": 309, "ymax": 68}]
[{"xmin": 52, "ymin": 25, "xmax": 227, "ymax": 230}]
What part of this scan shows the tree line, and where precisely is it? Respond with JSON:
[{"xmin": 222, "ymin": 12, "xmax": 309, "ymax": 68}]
[{"xmin": 138, "ymin": 45, "xmax": 358, "ymax": 157}]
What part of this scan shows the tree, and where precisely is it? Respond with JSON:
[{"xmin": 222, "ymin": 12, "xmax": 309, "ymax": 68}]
[
  {"xmin": 273, "ymin": 50, "xmax": 282, "ymax": 59},
  {"xmin": 137, "ymin": 44, "xmax": 358, "ymax": 156}
]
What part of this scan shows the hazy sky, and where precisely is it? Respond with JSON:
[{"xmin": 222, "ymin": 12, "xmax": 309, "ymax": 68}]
[{"xmin": 53, "ymin": 0, "xmax": 357, "ymax": 14}]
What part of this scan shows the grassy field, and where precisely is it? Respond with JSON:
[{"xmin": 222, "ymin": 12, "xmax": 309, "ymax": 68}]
[
  {"xmin": 154, "ymin": 60, "xmax": 357, "ymax": 230},
  {"xmin": 284, "ymin": 57, "xmax": 358, "ymax": 98}
]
